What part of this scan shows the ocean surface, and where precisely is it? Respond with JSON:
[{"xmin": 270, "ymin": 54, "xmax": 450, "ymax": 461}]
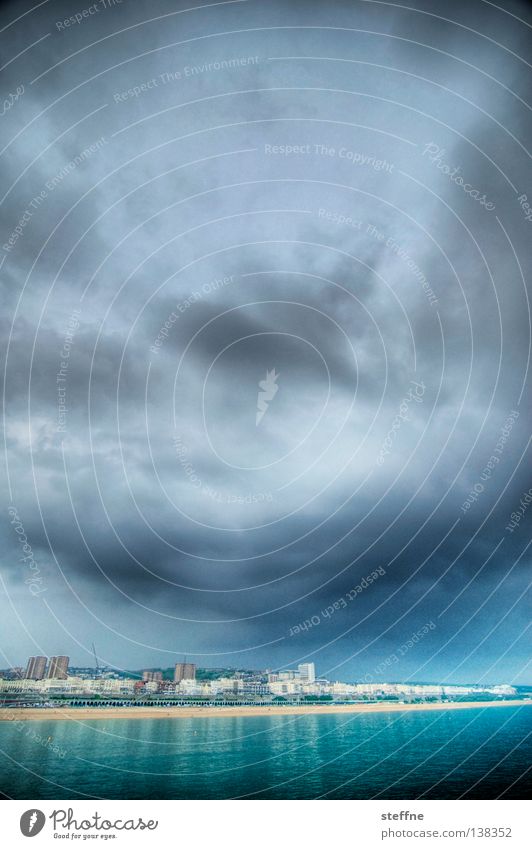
[{"xmin": 1, "ymin": 706, "xmax": 530, "ymax": 799}]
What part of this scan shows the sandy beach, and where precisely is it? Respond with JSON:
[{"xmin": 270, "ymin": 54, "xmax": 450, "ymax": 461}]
[{"xmin": 0, "ymin": 699, "xmax": 529, "ymax": 723}]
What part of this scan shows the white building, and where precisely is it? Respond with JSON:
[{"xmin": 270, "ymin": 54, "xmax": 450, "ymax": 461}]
[
  {"xmin": 489, "ymin": 685, "xmax": 516, "ymax": 695},
  {"xmin": 211, "ymin": 678, "xmax": 245, "ymax": 695},
  {"xmin": 269, "ymin": 680, "xmax": 302, "ymax": 696},
  {"xmin": 0, "ymin": 677, "xmax": 137, "ymax": 696},
  {"xmin": 176, "ymin": 680, "xmax": 206, "ymax": 697},
  {"xmin": 298, "ymin": 663, "xmax": 316, "ymax": 683}
]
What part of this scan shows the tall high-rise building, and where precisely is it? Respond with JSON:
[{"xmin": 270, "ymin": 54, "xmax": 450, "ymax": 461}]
[
  {"xmin": 142, "ymin": 670, "xmax": 163, "ymax": 682},
  {"xmin": 25, "ymin": 656, "xmax": 47, "ymax": 680},
  {"xmin": 174, "ymin": 662, "xmax": 196, "ymax": 683},
  {"xmin": 47, "ymin": 656, "xmax": 69, "ymax": 680},
  {"xmin": 298, "ymin": 663, "xmax": 316, "ymax": 683}
]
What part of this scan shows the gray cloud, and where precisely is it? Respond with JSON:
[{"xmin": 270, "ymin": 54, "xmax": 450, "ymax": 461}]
[{"xmin": 1, "ymin": 0, "xmax": 530, "ymax": 682}]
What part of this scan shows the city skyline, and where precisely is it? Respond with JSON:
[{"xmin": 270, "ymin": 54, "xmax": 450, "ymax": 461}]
[
  {"xmin": 1, "ymin": 654, "xmax": 520, "ymax": 700},
  {"xmin": 4, "ymin": 654, "xmax": 526, "ymax": 688}
]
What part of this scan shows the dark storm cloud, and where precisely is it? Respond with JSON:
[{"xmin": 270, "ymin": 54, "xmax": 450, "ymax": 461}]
[{"xmin": 1, "ymin": 0, "xmax": 530, "ymax": 680}]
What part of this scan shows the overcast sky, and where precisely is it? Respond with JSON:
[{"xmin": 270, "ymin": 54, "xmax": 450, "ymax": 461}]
[{"xmin": 1, "ymin": 0, "xmax": 531, "ymax": 683}]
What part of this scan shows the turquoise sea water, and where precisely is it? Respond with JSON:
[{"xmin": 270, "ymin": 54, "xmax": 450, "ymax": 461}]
[{"xmin": 0, "ymin": 706, "xmax": 530, "ymax": 799}]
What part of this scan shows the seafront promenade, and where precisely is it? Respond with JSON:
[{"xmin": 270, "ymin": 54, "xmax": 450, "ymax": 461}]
[{"xmin": 1, "ymin": 699, "xmax": 530, "ymax": 722}]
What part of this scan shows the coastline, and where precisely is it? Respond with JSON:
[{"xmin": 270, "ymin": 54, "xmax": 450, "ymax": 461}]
[{"xmin": 0, "ymin": 699, "xmax": 530, "ymax": 723}]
